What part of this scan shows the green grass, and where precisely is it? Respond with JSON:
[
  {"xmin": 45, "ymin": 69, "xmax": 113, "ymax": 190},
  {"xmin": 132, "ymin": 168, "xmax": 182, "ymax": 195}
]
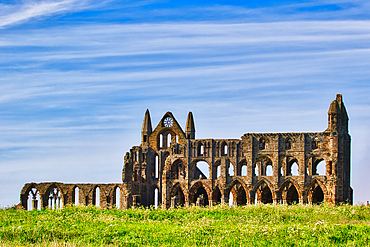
[{"xmin": 1, "ymin": 203, "xmax": 370, "ymax": 246}]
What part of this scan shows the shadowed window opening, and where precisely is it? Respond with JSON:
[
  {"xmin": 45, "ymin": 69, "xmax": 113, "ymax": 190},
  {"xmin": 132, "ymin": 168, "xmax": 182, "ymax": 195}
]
[
  {"xmin": 259, "ymin": 184, "xmax": 273, "ymax": 204},
  {"xmin": 213, "ymin": 187, "xmax": 222, "ymax": 205},
  {"xmin": 259, "ymin": 138, "xmax": 266, "ymax": 150},
  {"xmin": 221, "ymin": 142, "xmax": 228, "ymax": 156},
  {"xmin": 287, "ymin": 185, "xmax": 299, "ymax": 205},
  {"xmin": 312, "ymin": 186, "xmax": 324, "ymax": 204},
  {"xmin": 285, "ymin": 138, "xmax": 291, "ymax": 150},
  {"xmin": 171, "ymin": 185, "xmax": 185, "ymax": 208},
  {"xmin": 192, "ymin": 186, "xmax": 209, "ymax": 206}
]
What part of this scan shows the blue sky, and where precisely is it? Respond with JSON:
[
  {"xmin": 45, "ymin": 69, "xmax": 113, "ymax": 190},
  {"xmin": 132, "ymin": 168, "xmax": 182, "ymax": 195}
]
[{"xmin": 1, "ymin": 0, "xmax": 370, "ymax": 207}]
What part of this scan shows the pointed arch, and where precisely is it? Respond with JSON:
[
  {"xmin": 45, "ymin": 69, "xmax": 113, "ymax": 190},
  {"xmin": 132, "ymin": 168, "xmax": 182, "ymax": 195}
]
[
  {"xmin": 189, "ymin": 181, "xmax": 211, "ymax": 206},
  {"xmin": 280, "ymin": 179, "xmax": 302, "ymax": 205},
  {"xmin": 312, "ymin": 157, "xmax": 327, "ymax": 176},
  {"xmin": 285, "ymin": 137, "xmax": 292, "ymax": 150},
  {"xmin": 287, "ymin": 158, "xmax": 299, "ymax": 176},
  {"xmin": 24, "ymin": 184, "xmax": 42, "ymax": 211},
  {"xmin": 255, "ymin": 155, "xmax": 273, "ymax": 176},
  {"xmin": 45, "ymin": 184, "xmax": 64, "ymax": 209},
  {"xmin": 72, "ymin": 186, "xmax": 79, "ymax": 205},
  {"xmin": 191, "ymin": 159, "xmax": 211, "ymax": 179},
  {"xmin": 307, "ymin": 179, "xmax": 327, "ymax": 204},
  {"xmin": 213, "ymin": 159, "xmax": 222, "ymax": 179},
  {"xmin": 169, "ymin": 159, "xmax": 186, "ymax": 179},
  {"xmin": 227, "ymin": 178, "xmax": 248, "ymax": 206},
  {"xmin": 221, "ymin": 141, "xmax": 228, "ymax": 156},
  {"xmin": 253, "ymin": 179, "xmax": 275, "ymax": 204},
  {"xmin": 239, "ymin": 159, "xmax": 248, "ymax": 176},
  {"xmin": 197, "ymin": 141, "xmax": 204, "ymax": 157},
  {"xmin": 259, "ymin": 137, "xmax": 267, "ymax": 150},
  {"xmin": 113, "ymin": 185, "xmax": 120, "ymax": 209},
  {"xmin": 170, "ymin": 183, "xmax": 186, "ymax": 207}
]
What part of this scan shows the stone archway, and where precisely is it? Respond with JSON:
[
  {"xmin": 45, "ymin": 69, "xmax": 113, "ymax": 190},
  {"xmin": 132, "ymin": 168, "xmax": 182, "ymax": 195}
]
[
  {"xmin": 228, "ymin": 180, "xmax": 248, "ymax": 206},
  {"xmin": 189, "ymin": 182, "xmax": 210, "ymax": 206},
  {"xmin": 312, "ymin": 186, "xmax": 324, "ymax": 204},
  {"xmin": 170, "ymin": 183, "xmax": 185, "ymax": 207},
  {"xmin": 255, "ymin": 181, "xmax": 274, "ymax": 204}
]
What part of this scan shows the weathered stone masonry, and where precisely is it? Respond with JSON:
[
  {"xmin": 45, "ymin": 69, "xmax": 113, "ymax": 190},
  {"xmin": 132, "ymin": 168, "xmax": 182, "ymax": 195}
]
[{"xmin": 20, "ymin": 94, "xmax": 352, "ymax": 210}]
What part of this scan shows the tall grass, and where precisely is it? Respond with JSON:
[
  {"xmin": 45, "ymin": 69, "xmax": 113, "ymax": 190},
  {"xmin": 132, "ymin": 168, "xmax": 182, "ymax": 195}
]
[{"xmin": 1, "ymin": 203, "xmax": 369, "ymax": 246}]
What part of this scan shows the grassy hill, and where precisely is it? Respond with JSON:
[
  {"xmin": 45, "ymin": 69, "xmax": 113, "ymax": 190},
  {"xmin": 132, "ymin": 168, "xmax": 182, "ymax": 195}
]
[{"xmin": 1, "ymin": 203, "xmax": 369, "ymax": 246}]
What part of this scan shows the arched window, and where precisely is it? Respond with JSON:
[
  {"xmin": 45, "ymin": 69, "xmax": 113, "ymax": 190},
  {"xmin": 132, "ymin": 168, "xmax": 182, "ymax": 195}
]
[
  {"xmin": 291, "ymin": 162, "xmax": 299, "ymax": 176},
  {"xmin": 241, "ymin": 165, "xmax": 247, "ymax": 176},
  {"xmin": 312, "ymin": 137, "xmax": 319, "ymax": 150},
  {"xmin": 159, "ymin": 134, "xmax": 163, "ymax": 148},
  {"xmin": 197, "ymin": 143, "xmax": 204, "ymax": 157},
  {"xmin": 115, "ymin": 187, "xmax": 120, "ymax": 209},
  {"xmin": 155, "ymin": 155, "xmax": 159, "ymax": 178},
  {"xmin": 154, "ymin": 188, "xmax": 159, "ymax": 209},
  {"xmin": 285, "ymin": 138, "xmax": 291, "ymax": 150},
  {"xmin": 27, "ymin": 188, "xmax": 41, "ymax": 211},
  {"xmin": 312, "ymin": 186, "xmax": 324, "ymax": 204},
  {"xmin": 167, "ymin": 134, "xmax": 171, "ymax": 148},
  {"xmin": 93, "ymin": 187, "xmax": 100, "ymax": 207},
  {"xmin": 266, "ymin": 165, "xmax": 273, "ymax": 176},
  {"xmin": 315, "ymin": 160, "xmax": 326, "ymax": 175},
  {"xmin": 48, "ymin": 187, "xmax": 63, "ymax": 210},
  {"xmin": 73, "ymin": 187, "xmax": 79, "ymax": 205},
  {"xmin": 221, "ymin": 142, "xmax": 228, "ymax": 156},
  {"xmin": 259, "ymin": 138, "xmax": 266, "ymax": 150}
]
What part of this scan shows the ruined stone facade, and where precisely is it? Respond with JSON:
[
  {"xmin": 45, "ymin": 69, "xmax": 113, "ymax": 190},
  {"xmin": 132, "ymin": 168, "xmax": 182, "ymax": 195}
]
[{"xmin": 20, "ymin": 94, "xmax": 352, "ymax": 210}]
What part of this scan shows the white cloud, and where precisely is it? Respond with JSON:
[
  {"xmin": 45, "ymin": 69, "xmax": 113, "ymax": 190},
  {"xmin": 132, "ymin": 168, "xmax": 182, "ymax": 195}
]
[{"xmin": 0, "ymin": 0, "xmax": 83, "ymax": 28}]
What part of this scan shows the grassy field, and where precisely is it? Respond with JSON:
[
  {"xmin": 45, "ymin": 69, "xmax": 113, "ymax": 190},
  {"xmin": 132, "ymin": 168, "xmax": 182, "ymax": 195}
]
[{"xmin": 0, "ymin": 203, "xmax": 370, "ymax": 246}]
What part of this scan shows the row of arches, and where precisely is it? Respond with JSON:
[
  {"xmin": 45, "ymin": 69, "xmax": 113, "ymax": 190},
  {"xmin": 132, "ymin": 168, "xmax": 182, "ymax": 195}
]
[
  {"xmin": 168, "ymin": 158, "xmax": 327, "ymax": 181},
  {"xmin": 24, "ymin": 185, "xmax": 122, "ymax": 211},
  {"xmin": 168, "ymin": 179, "xmax": 325, "ymax": 208},
  {"xmin": 257, "ymin": 136, "xmax": 322, "ymax": 151},
  {"xmin": 158, "ymin": 132, "xmax": 179, "ymax": 149}
]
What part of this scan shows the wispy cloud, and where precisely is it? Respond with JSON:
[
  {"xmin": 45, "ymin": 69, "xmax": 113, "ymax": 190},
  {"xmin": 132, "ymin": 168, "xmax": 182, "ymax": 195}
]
[{"xmin": 0, "ymin": 0, "xmax": 83, "ymax": 28}]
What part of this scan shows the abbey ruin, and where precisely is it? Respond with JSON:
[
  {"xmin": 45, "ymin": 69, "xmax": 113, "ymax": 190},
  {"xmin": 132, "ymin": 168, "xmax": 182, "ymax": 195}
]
[{"xmin": 20, "ymin": 94, "xmax": 352, "ymax": 210}]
